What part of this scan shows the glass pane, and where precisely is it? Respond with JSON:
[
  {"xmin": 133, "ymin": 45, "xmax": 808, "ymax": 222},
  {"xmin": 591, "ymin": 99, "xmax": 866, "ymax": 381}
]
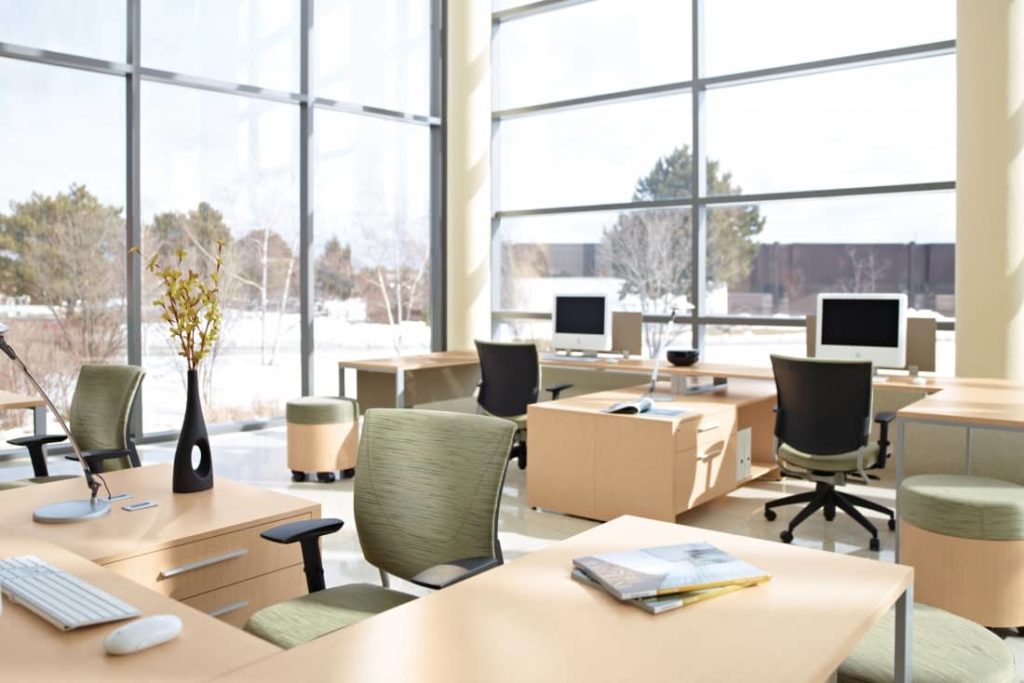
[
  {"xmin": 705, "ymin": 0, "xmax": 956, "ymax": 76},
  {"xmin": 141, "ymin": 83, "xmax": 299, "ymax": 433},
  {"xmin": 497, "ymin": 208, "xmax": 692, "ymax": 355},
  {"xmin": 704, "ymin": 191, "xmax": 955, "ymax": 319},
  {"xmin": 316, "ymin": 0, "xmax": 431, "ymax": 114},
  {"xmin": 498, "ymin": 94, "xmax": 691, "ymax": 210},
  {"xmin": 142, "ymin": 0, "xmax": 299, "ymax": 91},
  {"xmin": 495, "ymin": 0, "xmax": 691, "ymax": 109},
  {"xmin": 314, "ymin": 112, "xmax": 431, "ymax": 397},
  {"xmin": 0, "ymin": 61, "xmax": 126, "ymax": 436},
  {"xmin": 0, "ymin": 0, "xmax": 124, "ymax": 61},
  {"xmin": 705, "ymin": 56, "xmax": 955, "ymax": 195}
]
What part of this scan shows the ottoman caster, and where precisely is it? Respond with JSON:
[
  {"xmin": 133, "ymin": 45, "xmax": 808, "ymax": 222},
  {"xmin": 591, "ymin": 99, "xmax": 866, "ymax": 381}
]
[
  {"xmin": 317, "ymin": 472, "xmax": 336, "ymax": 483},
  {"xmin": 342, "ymin": 468, "xmax": 356, "ymax": 479},
  {"xmin": 291, "ymin": 470, "xmax": 307, "ymax": 483}
]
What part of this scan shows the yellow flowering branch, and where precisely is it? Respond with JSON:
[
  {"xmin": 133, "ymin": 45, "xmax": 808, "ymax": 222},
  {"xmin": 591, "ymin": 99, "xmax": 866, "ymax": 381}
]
[{"xmin": 132, "ymin": 242, "xmax": 225, "ymax": 371}]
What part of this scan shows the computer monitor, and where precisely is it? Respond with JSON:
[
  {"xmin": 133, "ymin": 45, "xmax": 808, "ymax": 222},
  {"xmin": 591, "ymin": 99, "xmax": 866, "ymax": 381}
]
[
  {"xmin": 815, "ymin": 293, "xmax": 908, "ymax": 369},
  {"xmin": 552, "ymin": 295, "xmax": 613, "ymax": 352}
]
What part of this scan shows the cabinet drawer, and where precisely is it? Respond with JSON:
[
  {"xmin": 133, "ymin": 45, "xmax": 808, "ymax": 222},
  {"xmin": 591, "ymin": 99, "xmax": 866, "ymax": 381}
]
[
  {"xmin": 183, "ymin": 564, "xmax": 307, "ymax": 629},
  {"xmin": 104, "ymin": 514, "xmax": 310, "ymax": 600}
]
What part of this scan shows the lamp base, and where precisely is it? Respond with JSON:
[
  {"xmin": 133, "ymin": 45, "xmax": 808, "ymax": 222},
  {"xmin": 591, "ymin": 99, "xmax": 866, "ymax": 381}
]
[{"xmin": 33, "ymin": 498, "xmax": 111, "ymax": 524}]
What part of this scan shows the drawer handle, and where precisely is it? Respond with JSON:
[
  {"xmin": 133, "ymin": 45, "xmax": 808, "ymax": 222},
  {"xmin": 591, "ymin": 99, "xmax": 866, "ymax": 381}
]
[
  {"xmin": 159, "ymin": 549, "xmax": 248, "ymax": 579},
  {"xmin": 207, "ymin": 600, "xmax": 250, "ymax": 618},
  {"xmin": 698, "ymin": 424, "xmax": 719, "ymax": 433},
  {"xmin": 697, "ymin": 446, "xmax": 724, "ymax": 461}
]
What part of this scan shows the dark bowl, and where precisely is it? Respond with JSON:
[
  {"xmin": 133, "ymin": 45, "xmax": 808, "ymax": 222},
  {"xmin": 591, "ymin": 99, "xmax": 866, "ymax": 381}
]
[{"xmin": 666, "ymin": 348, "xmax": 700, "ymax": 367}]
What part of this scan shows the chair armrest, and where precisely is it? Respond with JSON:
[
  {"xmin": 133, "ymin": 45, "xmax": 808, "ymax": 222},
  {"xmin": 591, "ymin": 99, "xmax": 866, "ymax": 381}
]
[
  {"xmin": 8, "ymin": 434, "xmax": 66, "ymax": 477},
  {"xmin": 261, "ymin": 518, "xmax": 345, "ymax": 594},
  {"xmin": 7, "ymin": 435, "xmax": 67, "ymax": 447},
  {"xmin": 872, "ymin": 412, "xmax": 898, "ymax": 470},
  {"xmin": 261, "ymin": 518, "xmax": 345, "ymax": 544},
  {"xmin": 544, "ymin": 383, "xmax": 573, "ymax": 400},
  {"xmin": 410, "ymin": 556, "xmax": 500, "ymax": 590}
]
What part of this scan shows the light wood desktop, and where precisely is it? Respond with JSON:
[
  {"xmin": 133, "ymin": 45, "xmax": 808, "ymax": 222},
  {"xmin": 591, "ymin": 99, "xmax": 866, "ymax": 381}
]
[
  {"xmin": 527, "ymin": 381, "xmax": 778, "ymax": 522},
  {"xmin": 0, "ymin": 536, "xmax": 280, "ymax": 682},
  {"xmin": 213, "ymin": 515, "xmax": 914, "ymax": 683},
  {"xmin": 338, "ymin": 351, "xmax": 480, "ymax": 410},
  {"xmin": 0, "ymin": 464, "xmax": 319, "ymax": 627},
  {"xmin": 0, "ymin": 387, "xmax": 47, "ymax": 434}
]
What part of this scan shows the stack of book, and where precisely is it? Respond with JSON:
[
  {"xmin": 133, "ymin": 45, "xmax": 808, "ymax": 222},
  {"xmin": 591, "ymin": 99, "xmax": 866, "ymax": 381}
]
[{"xmin": 572, "ymin": 542, "xmax": 771, "ymax": 614}]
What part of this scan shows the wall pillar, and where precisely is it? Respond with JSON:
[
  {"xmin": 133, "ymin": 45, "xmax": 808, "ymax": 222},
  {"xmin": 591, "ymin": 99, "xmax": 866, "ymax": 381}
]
[
  {"xmin": 956, "ymin": 0, "xmax": 1024, "ymax": 379},
  {"xmin": 445, "ymin": 0, "xmax": 492, "ymax": 350}
]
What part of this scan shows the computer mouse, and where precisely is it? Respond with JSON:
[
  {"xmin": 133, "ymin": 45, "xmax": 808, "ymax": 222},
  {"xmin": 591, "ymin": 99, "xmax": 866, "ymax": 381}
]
[{"xmin": 104, "ymin": 614, "xmax": 182, "ymax": 655}]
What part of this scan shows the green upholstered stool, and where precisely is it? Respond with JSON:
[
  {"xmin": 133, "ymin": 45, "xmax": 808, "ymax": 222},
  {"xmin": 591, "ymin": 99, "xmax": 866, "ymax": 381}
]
[
  {"xmin": 839, "ymin": 603, "xmax": 1016, "ymax": 683},
  {"xmin": 244, "ymin": 583, "xmax": 416, "ymax": 649},
  {"xmin": 899, "ymin": 474, "xmax": 1024, "ymax": 627},
  {"xmin": 899, "ymin": 474, "xmax": 1024, "ymax": 541},
  {"xmin": 285, "ymin": 397, "xmax": 359, "ymax": 483}
]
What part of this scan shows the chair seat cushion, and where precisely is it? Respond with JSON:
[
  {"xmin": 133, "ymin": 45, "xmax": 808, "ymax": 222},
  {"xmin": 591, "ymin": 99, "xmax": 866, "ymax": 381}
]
[
  {"xmin": 839, "ymin": 603, "xmax": 1016, "ymax": 683},
  {"xmin": 244, "ymin": 582, "xmax": 416, "ymax": 649},
  {"xmin": 286, "ymin": 397, "xmax": 358, "ymax": 425},
  {"xmin": 899, "ymin": 474, "xmax": 1024, "ymax": 541},
  {"xmin": 778, "ymin": 443, "xmax": 880, "ymax": 473}
]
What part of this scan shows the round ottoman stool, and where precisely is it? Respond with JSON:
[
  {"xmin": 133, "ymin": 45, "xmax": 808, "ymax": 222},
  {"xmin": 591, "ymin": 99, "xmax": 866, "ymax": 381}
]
[
  {"xmin": 839, "ymin": 602, "xmax": 1016, "ymax": 683},
  {"xmin": 286, "ymin": 397, "xmax": 359, "ymax": 483},
  {"xmin": 899, "ymin": 473, "xmax": 1024, "ymax": 627}
]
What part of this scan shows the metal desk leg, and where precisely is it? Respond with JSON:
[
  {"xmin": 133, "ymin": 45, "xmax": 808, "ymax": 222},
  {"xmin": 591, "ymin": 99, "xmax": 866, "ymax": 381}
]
[
  {"xmin": 395, "ymin": 370, "xmax": 406, "ymax": 409},
  {"xmin": 895, "ymin": 583, "xmax": 913, "ymax": 683},
  {"xmin": 338, "ymin": 366, "xmax": 346, "ymax": 398},
  {"xmin": 32, "ymin": 405, "xmax": 46, "ymax": 435},
  {"xmin": 895, "ymin": 417, "xmax": 905, "ymax": 562},
  {"xmin": 966, "ymin": 427, "xmax": 974, "ymax": 474}
]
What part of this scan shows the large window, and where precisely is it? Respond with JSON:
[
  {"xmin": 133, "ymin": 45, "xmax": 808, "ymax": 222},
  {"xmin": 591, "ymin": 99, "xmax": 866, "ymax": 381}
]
[
  {"xmin": 0, "ymin": 0, "xmax": 440, "ymax": 440},
  {"xmin": 492, "ymin": 1, "xmax": 956, "ymax": 370}
]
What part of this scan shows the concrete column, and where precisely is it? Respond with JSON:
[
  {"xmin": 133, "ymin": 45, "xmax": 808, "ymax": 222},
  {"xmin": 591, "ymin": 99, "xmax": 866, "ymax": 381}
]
[
  {"xmin": 445, "ymin": 0, "xmax": 492, "ymax": 350},
  {"xmin": 956, "ymin": 0, "xmax": 1024, "ymax": 379}
]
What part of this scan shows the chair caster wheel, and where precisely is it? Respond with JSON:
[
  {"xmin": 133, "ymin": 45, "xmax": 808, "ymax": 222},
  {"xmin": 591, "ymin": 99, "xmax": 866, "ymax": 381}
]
[
  {"xmin": 291, "ymin": 470, "xmax": 306, "ymax": 482},
  {"xmin": 780, "ymin": 530, "xmax": 793, "ymax": 544},
  {"xmin": 517, "ymin": 455, "xmax": 527, "ymax": 470},
  {"xmin": 888, "ymin": 518, "xmax": 896, "ymax": 531},
  {"xmin": 317, "ymin": 472, "xmax": 336, "ymax": 483},
  {"xmin": 869, "ymin": 537, "xmax": 880, "ymax": 552},
  {"xmin": 342, "ymin": 468, "xmax": 356, "ymax": 479},
  {"xmin": 764, "ymin": 509, "xmax": 776, "ymax": 521},
  {"xmin": 824, "ymin": 512, "xmax": 835, "ymax": 522}
]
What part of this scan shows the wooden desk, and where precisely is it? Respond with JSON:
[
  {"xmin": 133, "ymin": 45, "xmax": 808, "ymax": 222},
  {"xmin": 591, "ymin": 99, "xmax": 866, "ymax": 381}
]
[
  {"xmin": 527, "ymin": 381, "xmax": 778, "ymax": 522},
  {"xmin": 0, "ymin": 464, "xmax": 319, "ymax": 627},
  {"xmin": 213, "ymin": 515, "xmax": 914, "ymax": 683},
  {"xmin": 0, "ymin": 388, "xmax": 46, "ymax": 434},
  {"xmin": 338, "ymin": 351, "xmax": 480, "ymax": 410},
  {"xmin": 0, "ymin": 536, "xmax": 279, "ymax": 682}
]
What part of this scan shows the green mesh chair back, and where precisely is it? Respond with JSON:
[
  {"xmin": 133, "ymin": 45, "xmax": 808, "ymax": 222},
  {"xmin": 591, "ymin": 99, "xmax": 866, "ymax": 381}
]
[
  {"xmin": 354, "ymin": 409, "xmax": 516, "ymax": 581},
  {"xmin": 69, "ymin": 364, "xmax": 145, "ymax": 469}
]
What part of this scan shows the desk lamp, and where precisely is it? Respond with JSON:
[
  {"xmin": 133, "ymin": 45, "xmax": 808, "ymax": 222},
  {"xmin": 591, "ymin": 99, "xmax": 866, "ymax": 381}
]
[{"xmin": 0, "ymin": 323, "xmax": 113, "ymax": 523}]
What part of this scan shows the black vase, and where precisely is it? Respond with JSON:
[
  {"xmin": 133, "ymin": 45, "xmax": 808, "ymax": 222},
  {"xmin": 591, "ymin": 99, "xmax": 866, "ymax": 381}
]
[{"xmin": 173, "ymin": 369, "xmax": 214, "ymax": 493}]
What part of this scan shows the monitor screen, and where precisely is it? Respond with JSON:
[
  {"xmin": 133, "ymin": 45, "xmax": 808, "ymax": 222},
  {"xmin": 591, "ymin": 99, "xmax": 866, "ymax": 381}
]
[
  {"xmin": 820, "ymin": 298, "xmax": 900, "ymax": 348},
  {"xmin": 555, "ymin": 296, "xmax": 607, "ymax": 335}
]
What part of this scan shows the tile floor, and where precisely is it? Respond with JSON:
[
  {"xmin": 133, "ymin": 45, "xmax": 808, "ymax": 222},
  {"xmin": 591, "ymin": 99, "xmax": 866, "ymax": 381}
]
[{"xmin": 3, "ymin": 426, "xmax": 1022, "ymax": 679}]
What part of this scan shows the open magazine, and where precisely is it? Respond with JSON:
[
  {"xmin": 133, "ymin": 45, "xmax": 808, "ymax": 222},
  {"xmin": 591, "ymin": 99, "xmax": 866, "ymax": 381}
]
[
  {"xmin": 602, "ymin": 396, "xmax": 654, "ymax": 414},
  {"xmin": 573, "ymin": 542, "xmax": 770, "ymax": 601}
]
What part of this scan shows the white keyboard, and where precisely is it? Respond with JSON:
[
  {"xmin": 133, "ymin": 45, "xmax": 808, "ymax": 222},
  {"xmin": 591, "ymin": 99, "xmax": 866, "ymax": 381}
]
[
  {"xmin": 0, "ymin": 555, "xmax": 141, "ymax": 630},
  {"xmin": 541, "ymin": 354, "xmax": 601, "ymax": 363}
]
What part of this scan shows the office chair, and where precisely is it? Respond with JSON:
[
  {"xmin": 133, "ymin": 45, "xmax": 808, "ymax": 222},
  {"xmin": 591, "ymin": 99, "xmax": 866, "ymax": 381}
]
[
  {"xmin": 764, "ymin": 355, "xmax": 895, "ymax": 551},
  {"xmin": 244, "ymin": 409, "xmax": 517, "ymax": 649},
  {"xmin": 474, "ymin": 340, "xmax": 571, "ymax": 469},
  {"xmin": 7, "ymin": 364, "xmax": 145, "ymax": 478}
]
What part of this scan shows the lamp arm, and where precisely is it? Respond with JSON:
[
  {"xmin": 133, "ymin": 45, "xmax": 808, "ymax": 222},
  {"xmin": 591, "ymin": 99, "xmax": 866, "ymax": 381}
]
[{"xmin": 0, "ymin": 338, "xmax": 102, "ymax": 501}]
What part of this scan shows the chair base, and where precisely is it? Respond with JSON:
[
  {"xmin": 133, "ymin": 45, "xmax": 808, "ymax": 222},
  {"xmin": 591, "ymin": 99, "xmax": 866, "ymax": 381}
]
[{"xmin": 765, "ymin": 481, "xmax": 895, "ymax": 551}]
